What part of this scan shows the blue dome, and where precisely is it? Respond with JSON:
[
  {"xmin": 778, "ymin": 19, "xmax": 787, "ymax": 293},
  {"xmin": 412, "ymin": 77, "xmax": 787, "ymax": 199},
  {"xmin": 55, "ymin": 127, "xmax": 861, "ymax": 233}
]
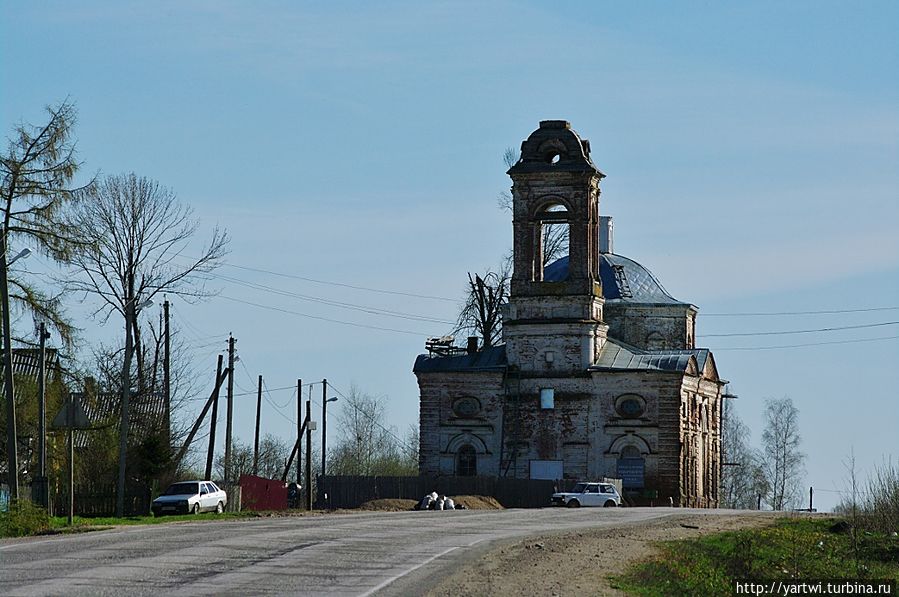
[{"xmin": 543, "ymin": 253, "xmax": 684, "ymax": 304}]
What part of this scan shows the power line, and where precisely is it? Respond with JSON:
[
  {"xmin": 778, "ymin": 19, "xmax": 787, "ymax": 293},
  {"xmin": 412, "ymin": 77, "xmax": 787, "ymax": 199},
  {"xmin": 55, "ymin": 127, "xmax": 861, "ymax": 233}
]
[
  {"xmin": 701, "ymin": 306, "xmax": 899, "ymax": 317},
  {"xmin": 712, "ymin": 334, "xmax": 899, "ymax": 351},
  {"xmin": 701, "ymin": 321, "xmax": 899, "ymax": 338},
  {"xmin": 327, "ymin": 382, "xmax": 417, "ymax": 456},
  {"xmin": 214, "ymin": 273, "xmax": 456, "ymax": 325},
  {"xmin": 261, "ymin": 379, "xmax": 295, "ymax": 410},
  {"xmin": 217, "ymin": 294, "xmax": 444, "ymax": 337},
  {"xmin": 181, "ymin": 255, "xmax": 459, "ymax": 303}
]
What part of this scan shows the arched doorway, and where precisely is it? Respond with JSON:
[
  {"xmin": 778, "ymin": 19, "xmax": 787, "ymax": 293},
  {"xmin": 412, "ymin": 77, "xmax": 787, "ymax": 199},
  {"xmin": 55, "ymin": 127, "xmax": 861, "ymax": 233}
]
[{"xmin": 616, "ymin": 444, "xmax": 645, "ymax": 490}]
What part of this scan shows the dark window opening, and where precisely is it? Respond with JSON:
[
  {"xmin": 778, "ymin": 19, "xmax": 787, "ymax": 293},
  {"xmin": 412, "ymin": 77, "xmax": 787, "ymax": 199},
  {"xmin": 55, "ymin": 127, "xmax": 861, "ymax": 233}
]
[{"xmin": 457, "ymin": 445, "xmax": 477, "ymax": 476}]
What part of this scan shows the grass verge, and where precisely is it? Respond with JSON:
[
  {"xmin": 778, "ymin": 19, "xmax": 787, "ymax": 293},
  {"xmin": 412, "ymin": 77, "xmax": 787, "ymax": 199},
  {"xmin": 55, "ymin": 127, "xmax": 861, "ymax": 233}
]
[
  {"xmin": 47, "ymin": 511, "xmax": 252, "ymax": 531},
  {"xmin": 613, "ymin": 517, "xmax": 899, "ymax": 596}
]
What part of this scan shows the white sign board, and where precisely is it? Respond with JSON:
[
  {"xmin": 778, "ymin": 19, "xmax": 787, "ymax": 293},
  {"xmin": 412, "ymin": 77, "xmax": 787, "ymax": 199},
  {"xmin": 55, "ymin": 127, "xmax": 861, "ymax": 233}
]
[{"xmin": 529, "ymin": 459, "xmax": 563, "ymax": 480}]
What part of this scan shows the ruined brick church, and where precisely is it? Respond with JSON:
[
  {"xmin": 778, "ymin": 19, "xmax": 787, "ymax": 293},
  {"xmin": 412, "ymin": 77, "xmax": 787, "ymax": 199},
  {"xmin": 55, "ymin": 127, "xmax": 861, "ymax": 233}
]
[{"xmin": 414, "ymin": 121, "xmax": 725, "ymax": 507}]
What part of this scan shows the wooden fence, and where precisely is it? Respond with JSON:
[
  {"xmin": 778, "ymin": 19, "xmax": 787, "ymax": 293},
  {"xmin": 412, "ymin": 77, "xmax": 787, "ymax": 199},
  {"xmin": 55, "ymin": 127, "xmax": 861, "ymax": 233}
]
[
  {"xmin": 317, "ymin": 475, "xmax": 558, "ymax": 509},
  {"xmin": 51, "ymin": 483, "xmax": 152, "ymax": 517}
]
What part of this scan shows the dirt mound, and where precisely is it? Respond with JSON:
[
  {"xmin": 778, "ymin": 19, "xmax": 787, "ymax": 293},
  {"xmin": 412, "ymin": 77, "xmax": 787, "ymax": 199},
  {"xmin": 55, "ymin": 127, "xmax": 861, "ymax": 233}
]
[
  {"xmin": 359, "ymin": 498, "xmax": 418, "ymax": 511},
  {"xmin": 358, "ymin": 495, "xmax": 503, "ymax": 511},
  {"xmin": 452, "ymin": 495, "xmax": 503, "ymax": 510}
]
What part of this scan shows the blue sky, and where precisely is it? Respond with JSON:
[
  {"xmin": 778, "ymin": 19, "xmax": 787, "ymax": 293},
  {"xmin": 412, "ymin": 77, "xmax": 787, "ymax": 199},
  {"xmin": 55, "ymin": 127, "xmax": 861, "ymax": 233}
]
[{"xmin": 3, "ymin": 1, "xmax": 897, "ymax": 511}]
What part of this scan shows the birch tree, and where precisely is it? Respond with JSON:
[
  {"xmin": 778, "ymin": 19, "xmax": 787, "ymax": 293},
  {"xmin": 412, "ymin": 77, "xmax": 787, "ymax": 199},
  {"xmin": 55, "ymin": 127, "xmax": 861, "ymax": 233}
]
[
  {"xmin": 760, "ymin": 397, "xmax": 805, "ymax": 510},
  {"xmin": 720, "ymin": 399, "xmax": 767, "ymax": 509}
]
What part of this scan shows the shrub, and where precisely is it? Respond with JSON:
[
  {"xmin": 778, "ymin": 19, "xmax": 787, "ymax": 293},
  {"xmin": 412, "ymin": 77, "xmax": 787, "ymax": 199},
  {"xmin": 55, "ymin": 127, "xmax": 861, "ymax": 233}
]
[
  {"xmin": 865, "ymin": 461, "xmax": 899, "ymax": 534},
  {"xmin": 0, "ymin": 499, "xmax": 50, "ymax": 537}
]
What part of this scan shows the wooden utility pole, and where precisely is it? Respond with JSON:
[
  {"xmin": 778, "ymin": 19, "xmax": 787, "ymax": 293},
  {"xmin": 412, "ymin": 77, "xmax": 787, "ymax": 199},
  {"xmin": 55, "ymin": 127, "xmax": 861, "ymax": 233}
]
[
  {"xmin": 296, "ymin": 379, "xmax": 302, "ymax": 484},
  {"xmin": 205, "ymin": 355, "xmax": 223, "ymax": 480},
  {"xmin": 36, "ymin": 322, "xmax": 51, "ymax": 507},
  {"xmin": 305, "ymin": 391, "xmax": 312, "ymax": 510},
  {"xmin": 224, "ymin": 335, "xmax": 235, "ymax": 483},
  {"xmin": 172, "ymin": 361, "xmax": 230, "ymax": 468},
  {"xmin": 116, "ymin": 299, "xmax": 136, "ymax": 518},
  {"xmin": 163, "ymin": 299, "xmax": 171, "ymax": 448},
  {"xmin": 253, "ymin": 374, "xmax": 262, "ymax": 475},
  {"xmin": 321, "ymin": 378, "xmax": 328, "ymax": 479}
]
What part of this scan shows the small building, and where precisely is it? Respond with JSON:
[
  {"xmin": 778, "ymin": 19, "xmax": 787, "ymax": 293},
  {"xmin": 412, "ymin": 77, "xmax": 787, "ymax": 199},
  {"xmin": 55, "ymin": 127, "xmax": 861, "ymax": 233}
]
[{"xmin": 414, "ymin": 121, "xmax": 725, "ymax": 507}]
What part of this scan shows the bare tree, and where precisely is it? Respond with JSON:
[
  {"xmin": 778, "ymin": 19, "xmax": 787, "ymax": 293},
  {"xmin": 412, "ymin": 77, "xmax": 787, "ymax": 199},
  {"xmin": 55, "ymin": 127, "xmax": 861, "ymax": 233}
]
[
  {"xmin": 328, "ymin": 385, "xmax": 417, "ymax": 476},
  {"xmin": 0, "ymin": 99, "xmax": 90, "ymax": 347},
  {"xmin": 67, "ymin": 173, "xmax": 228, "ymax": 383},
  {"xmin": 454, "ymin": 264, "xmax": 510, "ymax": 349},
  {"xmin": 759, "ymin": 397, "xmax": 805, "ymax": 510},
  {"xmin": 720, "ymin": 399, "xmax": 767, "ymax": 509}
]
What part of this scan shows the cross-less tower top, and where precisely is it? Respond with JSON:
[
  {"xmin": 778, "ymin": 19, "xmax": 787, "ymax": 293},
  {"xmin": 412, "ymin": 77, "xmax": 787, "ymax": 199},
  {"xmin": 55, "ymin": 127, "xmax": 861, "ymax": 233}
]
[
  {"xmin": 507, "ymin": 120, "xmax": 605, "ymax": 298},
  {"xmin": 507, "ymin": 120, "xmax": 604, "ymax": 176},
  {"xmin": 503, "ymin": 121, "xmax": 609, "ymax": 372}
]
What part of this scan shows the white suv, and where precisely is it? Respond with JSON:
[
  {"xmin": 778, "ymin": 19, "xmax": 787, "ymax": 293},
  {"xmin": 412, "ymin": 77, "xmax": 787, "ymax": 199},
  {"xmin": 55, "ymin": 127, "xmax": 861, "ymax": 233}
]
[{"xmin": 551, "ymin": 482, "xmax": 621, "ymax": 508}]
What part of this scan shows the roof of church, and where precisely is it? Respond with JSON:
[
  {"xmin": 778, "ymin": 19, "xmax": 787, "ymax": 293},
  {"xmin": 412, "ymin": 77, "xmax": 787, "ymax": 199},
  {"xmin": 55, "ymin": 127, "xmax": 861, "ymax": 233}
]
[
  {"xmin": 413, "ymin": 345, "xmax": 507, "ymax": 373},
  {"xmin": 590, "ymin": 338, "xmax": 710, "ymax": 373},
  {"xmin": 413, "ymin": 340, "xmax": 710, "ymax": 375},
  {"xmin": 543, "ymin": 253, "xmax": 689, "ymax": 306}
]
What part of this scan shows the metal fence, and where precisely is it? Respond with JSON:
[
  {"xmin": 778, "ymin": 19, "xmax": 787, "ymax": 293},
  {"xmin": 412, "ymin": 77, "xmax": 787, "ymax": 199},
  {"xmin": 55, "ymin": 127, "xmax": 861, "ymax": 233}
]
[{"xmin": 318, "ymin": 475, "xmax": 558, "ymax": 509}]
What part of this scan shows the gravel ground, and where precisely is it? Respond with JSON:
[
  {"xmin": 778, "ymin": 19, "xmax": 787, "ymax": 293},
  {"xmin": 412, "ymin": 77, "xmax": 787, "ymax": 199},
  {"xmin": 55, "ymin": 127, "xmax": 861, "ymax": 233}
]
[{"xmin": 426, "ymin": 510, "xmax": 782, "ymax": 596}]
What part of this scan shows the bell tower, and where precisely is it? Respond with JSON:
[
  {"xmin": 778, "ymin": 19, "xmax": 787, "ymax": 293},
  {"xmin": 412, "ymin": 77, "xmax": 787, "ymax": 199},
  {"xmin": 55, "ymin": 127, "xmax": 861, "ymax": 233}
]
[{"xmin": 502, "ymin": 120, "xmax": 608, "ymax": 372}]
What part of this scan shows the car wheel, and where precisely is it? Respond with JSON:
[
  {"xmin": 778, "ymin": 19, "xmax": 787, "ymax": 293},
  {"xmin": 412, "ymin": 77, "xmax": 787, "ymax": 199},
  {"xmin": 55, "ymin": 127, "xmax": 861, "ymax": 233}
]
[
  {"xmin": 192, "ymin": 503, "xmax": 200, "ymax": 515},
  {"xmin": 567, "ymin": 499, "xmax": 580, "ymax": 508},
  {"xmin": 604, "ymin": 500, "xmax": 617, "ymax": 507},
  {"xmin": 216, "ymin": 501, "xmax": 224, "ymax": 514}
]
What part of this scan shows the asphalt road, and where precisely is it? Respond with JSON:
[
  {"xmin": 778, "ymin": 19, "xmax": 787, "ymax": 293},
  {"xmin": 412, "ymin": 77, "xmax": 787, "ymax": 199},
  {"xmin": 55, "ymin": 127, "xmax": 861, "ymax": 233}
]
[{"xmin": 1, "ymin": 508, "xmax": 735, "ymax": 596}]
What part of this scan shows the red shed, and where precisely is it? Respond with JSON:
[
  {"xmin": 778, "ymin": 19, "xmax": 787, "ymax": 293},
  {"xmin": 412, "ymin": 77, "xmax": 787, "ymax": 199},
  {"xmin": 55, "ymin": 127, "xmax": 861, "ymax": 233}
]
[{"xmin": 239, "ymin": 474, "xmax": 288, "ymax": 511}]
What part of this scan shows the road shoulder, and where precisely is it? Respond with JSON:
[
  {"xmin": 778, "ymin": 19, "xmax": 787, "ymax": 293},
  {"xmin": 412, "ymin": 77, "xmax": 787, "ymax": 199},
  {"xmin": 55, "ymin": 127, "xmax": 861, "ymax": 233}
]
[{"xmin": 424, "ymin": 510, "xmax": 780, "ymax": 597}]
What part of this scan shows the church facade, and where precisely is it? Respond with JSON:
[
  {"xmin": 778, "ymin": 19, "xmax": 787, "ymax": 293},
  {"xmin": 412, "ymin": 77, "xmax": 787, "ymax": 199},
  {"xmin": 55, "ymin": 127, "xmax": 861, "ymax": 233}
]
[{"xmin": 413, "ymin": 121, "xmax": 725, "ymax": 507}]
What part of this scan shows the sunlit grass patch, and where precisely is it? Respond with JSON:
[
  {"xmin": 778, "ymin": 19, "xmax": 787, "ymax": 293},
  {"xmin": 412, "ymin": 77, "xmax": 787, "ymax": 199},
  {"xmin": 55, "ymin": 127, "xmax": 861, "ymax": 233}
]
[{"xmin": 613, "ymin": 518, "xmax": 899, "ymax": 596}]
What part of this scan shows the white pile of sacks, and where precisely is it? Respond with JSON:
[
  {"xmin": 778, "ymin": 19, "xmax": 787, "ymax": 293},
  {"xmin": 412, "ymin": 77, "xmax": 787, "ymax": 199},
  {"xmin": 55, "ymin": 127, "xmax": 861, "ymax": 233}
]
[{"xmin": 416, "ymin": 491, "xmax": 463, "ymax": 510}]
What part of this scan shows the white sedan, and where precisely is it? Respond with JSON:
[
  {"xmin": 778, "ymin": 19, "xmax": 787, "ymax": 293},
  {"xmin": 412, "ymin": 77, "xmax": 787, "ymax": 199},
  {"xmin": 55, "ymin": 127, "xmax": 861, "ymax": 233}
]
[
  {"xmin": 151, "ymin": 480, "xmax": 228, "ymax": 516},
  {"xmin": 551, "ymin": 482, "xmax": 621, "ymax": 508}
]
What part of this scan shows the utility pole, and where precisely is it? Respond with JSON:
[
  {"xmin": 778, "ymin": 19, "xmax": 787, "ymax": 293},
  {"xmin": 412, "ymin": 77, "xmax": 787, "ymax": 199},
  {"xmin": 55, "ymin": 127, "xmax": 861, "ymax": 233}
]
[
  {"xmin": 163, "ymin": 299, "xmax": 170, "ymax": 450},
  {"xmin": 224, "ymin": 335, "xmax": 235, "ymax": 484},
  {"xmin": 253, "ymin": 374, "xmax": 262, "ymax": 475},
  {"xmin": 321, "ymin": 378, "xmax": 328, "ymax": 479},
  {"xmin": 35, "ymin": 322, "xmax": 51, "ymax": 508},
  {"xmin": 296, "ymin": 379, "xmax": 302, "ymax": 484},
  {"xmin": 116, "ymin": 299, "xmax": 137, "ymax": 518},
  {"xmin": 305, "ymin": 390, "xmax": 312, "ymax": 510},
  {"xmin": 0, "ymin": 228, "xmax": 19, "ymax": 501},
  {"xmin": 205, "ymin": 355, "xmax": 223, "ymax": 481}
]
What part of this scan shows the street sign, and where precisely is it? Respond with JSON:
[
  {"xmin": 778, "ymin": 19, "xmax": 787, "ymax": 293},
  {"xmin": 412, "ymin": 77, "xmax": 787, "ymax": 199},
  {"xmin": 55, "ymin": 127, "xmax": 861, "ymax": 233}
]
[{"xmin": 51, "ymin": 395, "xmax": 91, "ymax": 430}]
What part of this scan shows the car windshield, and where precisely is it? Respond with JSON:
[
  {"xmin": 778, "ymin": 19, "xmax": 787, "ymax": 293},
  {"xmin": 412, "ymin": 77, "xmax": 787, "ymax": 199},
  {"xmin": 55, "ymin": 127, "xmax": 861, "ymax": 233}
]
[
  {"xmin": 572, "ymin": 483, "xmax": 587, "ymax": 493},
  {"xmin": 164, "ymin": 482, "xmax": 199, "ymax": 496}
]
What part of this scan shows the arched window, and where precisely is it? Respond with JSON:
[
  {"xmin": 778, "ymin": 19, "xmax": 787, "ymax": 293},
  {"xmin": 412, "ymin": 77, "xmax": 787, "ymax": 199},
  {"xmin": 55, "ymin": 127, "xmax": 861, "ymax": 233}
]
[
  {"xmin": 533, "ymin": 202, "xmax": 570, "ymax": 280},
  {"xmin": 457, "ymin": 444, "xmax": 477, "ymax": 477}
]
